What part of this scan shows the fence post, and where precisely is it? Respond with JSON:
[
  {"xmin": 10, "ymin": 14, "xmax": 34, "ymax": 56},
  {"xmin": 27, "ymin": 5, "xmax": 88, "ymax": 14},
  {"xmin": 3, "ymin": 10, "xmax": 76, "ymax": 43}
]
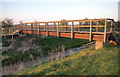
[
  {"xmin": 57, "ymin": 22, "xmax": 59, "ymax": 38},
  {"xmin": 96, "ymin": 21, "xmax": 98, "ymax": 32},
  {"xmin": 31, "ymin": 23, "xmax": 33, "ymax": 35},
  {"xmin": 110, "ymin": 20, "xmax": 113, "ymax": 32},
  {"xmin": 71, "ymin": 22, "xmax": 74, "ymax": 39},
  {"xmin": 54, "ymin": 22, "xmax": 55, "ymax": 31},
  {"xmin": 89, "ymin": 20, "xmax": 92, "ymax": 41},
  {"xmin": 21, "ymin": 23, "xmax": 23, "ymax": 36},
  {"xmin": 78, "ymin": 22, "xmax": 81, "ymax": 32},
  {"xmin": 104, "ymin": 19, "xmax": 107, "ymax": 43},
  {"xmin": 46, "ymin": 23, "xmax": 48, "ymax": 36},
  {"xmin": 25, "ymin": 24, "xmax": 27, "ymax": 35},
  {"xmin": 19, "ymin": 24, "xmax": 20, "ymax": 30},
  {"xmin": 37, "ymin": 23, "xmax": 40, "ymax": 35}
]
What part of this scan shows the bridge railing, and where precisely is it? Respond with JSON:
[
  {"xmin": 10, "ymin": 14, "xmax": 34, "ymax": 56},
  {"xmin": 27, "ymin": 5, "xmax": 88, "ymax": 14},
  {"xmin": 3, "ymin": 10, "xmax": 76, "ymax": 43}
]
[{"xmin": 19, "ymin": 18, "xmax": 114, "ymax": 42}]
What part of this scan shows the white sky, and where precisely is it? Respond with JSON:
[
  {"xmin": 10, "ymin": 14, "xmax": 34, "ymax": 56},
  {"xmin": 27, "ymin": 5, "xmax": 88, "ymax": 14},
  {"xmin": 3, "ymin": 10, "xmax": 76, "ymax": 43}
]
[{"xmin": 1, "ymin": 0, "xmax": 120, "ymax": 24}]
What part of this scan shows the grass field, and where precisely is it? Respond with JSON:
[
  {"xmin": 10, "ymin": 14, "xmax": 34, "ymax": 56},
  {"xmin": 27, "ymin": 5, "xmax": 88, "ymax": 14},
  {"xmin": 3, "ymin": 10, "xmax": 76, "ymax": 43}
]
[
  {"xmin": 18, "ymin": 43, "xmax": 119, "ymax": 75},
  {"xmin": 2, "ymin": 34, "xmax": 89, "ymax": 66}
]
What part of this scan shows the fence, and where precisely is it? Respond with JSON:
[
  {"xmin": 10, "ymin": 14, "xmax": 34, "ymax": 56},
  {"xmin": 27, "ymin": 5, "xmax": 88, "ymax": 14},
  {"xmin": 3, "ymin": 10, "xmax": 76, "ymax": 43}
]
[{"xmin": 83, "ymin": 41, "xmax": 96, "ymax": 50}]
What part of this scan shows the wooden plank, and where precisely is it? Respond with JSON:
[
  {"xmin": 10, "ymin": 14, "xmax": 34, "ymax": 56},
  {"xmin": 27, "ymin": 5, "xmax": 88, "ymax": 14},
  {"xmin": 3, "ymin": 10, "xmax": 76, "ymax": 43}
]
[
  {"xmin": 89, "ymin": 21, "xmax": 92, "ymax": 41},
  {"xmin": 60, "ymin": 32, "xmax": 71, "ymax": 38},
  {"xmin": 71, "ymin": 22, "xmax": 74, "ymax": 39},
  {"xmin": 104, "ymin": 19, "xmax": 107, "ymax": 43},
  {"xmin": 40, "ymin": 31, "xmax": 46, "ymax": 35},
  {"xmin": 49, "ymin": 32, "xmax": 57, "ymax": 36},
  {"xmin": 93, "ymin": 35, "xmax": 104, "ymax": 41},
  {"xmin": 21, "ymin": 18, "xmax": 111, "ymax": 24},
  {"xmin": 74, "ymin": 33, "xmax": 89, "ymax": 39},
  {"xmin": 73, "ymin": 25, "xmax": 105, "ymax": 27}
]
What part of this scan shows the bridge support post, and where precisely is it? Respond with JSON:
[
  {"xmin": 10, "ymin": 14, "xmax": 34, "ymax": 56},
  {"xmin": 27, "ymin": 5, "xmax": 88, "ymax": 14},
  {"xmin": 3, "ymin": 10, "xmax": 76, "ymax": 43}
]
[
  {"xmin": 89, "ymin": 21, "xmax": 92, "ymax": 41},
  {"xmin": 57, "ymin": 22, "xmax": 59, "ymax": 38},
  {"xmin": 95, "ymin": 40, "xmax": 103, "ymax": 49},
  {"xmin": 71, "ymin": 22, "xmax": 74, "ymax": 39},
  {"xmin": 110, "ymin": 20, "xmax": 113, "ymax": 32},
  {"xmin": 104, "ymin": 19, "xmax": 107, "ymax": 43},
  {"xmin": 37, "ymin": 23, "xmax": 40, "ymax": 35},
  {"xmin": 31, "ymin": 23, "xmax": 33, "ymax": 35},
  {"xmin": 25, "ymin": 24, "xmax": 27, "ymax": 35},
  {"xmin": 96, "ymin": 21, "xmax": 98, "ymax": 32},
  {"xmin": 46, "ymin": 23, "xmax": 48, "ymax": 37}
]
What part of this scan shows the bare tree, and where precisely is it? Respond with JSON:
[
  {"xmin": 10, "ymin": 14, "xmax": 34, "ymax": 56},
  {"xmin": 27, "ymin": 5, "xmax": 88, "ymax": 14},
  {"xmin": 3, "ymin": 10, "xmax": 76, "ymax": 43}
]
[{"xmin": 0, "ymin": 18, "xmax": 13, "ymax": 28}]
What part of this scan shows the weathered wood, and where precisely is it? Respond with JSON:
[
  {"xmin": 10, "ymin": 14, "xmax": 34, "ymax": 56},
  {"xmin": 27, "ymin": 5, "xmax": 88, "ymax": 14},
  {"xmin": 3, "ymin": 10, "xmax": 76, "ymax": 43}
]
[
  {"xmin": 78, "ymin": 22, "xmax": 81, "ymax": 31},
  {"xmin": 54, "ymin": 22, "xmax": 55, "ymax": 30},
  {"xmin": 25, "ymin": 24, "xmax": 27, "ymax": 35},
  {"xmin": 89, "ymin": 21, "xmax": 92, "ymax": 41},
  {"xmin": 19, "ymin": 24, "xmax": 20, "ymax": 30},
  {"xmin": 104, "ymin": 20, "xmax": 107, "ymax": 43},
  {"xmin": 71, "ymin": 22, "xmax": 74, "ymax": 39},
  {"xmin": 38, "ymin": 23, "xmax": 40, "ymax": 35},
  {"xmin": 110, "ymin": 21, "xmax": 113, "ymax": 32},
  {"xmin": 3, "ymin": 18, "xmax": 114, "ymax": 42},
  {"xmin": 46, "ymin": 23, "xmax": 48, "ymax": 36},
  {"xmin": 57, "ymin": 22, "xmax": 59, "ymax": 38},
  {"xmin": 96, "ymin": 21, "xmax": 98, "ymax": 32},
  {"xmin": 31, "ymin": 23, "xmax": 33, "ymax": 35},
  {"xmin": 95, "ymin": 40, "xmax": 103, "ymax": 49}
]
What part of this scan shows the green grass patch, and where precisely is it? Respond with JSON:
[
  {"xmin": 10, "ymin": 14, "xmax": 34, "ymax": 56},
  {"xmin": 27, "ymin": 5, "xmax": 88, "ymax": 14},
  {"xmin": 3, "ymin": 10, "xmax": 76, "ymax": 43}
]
[
  {"xmin": 18, "ymin": 44, "xmax": 118, "ymax": 75},
  {"xmin": 2, "ymin": 38, "xmax": 11, "ymax": 47},
  {"xmin": 2, "ymin": 34, "xmax": 89, "ymax": 66}
]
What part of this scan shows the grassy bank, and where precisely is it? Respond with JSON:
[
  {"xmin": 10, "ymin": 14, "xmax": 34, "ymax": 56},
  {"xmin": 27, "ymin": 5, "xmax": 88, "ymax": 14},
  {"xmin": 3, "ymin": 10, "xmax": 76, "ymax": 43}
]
[
  {"xmin": 18, "ymin": 43, "xmax": 119, "ymax": 75},
  {"xmin": 2, "ymin": 34, "xmax": 89, "ymax": 66}
]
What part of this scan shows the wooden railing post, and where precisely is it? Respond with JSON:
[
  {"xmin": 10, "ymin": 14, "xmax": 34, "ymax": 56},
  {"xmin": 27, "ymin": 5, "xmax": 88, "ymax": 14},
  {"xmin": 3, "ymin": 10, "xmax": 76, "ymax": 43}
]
[
  {"xmin": 89, "ymin": 21, "xmax": 92, "ymax": 41},
  {"xmin": 19, "ymin": 24, "xmax": 20, "ymax": 30},
  {"xmin": 110, "ymin": 20, "xmax": 113, "ymax": 32},
  {"xmin": 78, "ymin": 22, "xmax": 81, "ymax": 32},
  {"xmin": 71, "ymin": 22, "xmax": 74, "ymax": 39},
  {"xmin": 25, "ymin": 24, "xmax": 27, "ymax": 35},
  {"xmin": 54, "ymin": 22, "xmax": 55, "ymax": 31},
  {"xmin": 57, "ymin": 22, "xmax": 59, "ymax": 38},
  {"xmin": 104, "ymin": 19, "xmax": 107, "ymax": 43},
  {"xmin": 20, "ymin": 22, "xmax": 22, "ymax": 30},
  {"xmin": 38, "ymin": 23, "xmax": 40, "ymax": 35},
  {"xmin": 96, "ymin": 21, "xmax": 98, "ymax": 32},
  {"xmin": 46, "ymin": 23, "xmax": 48, "ymax": 36},
  {"xmin": 65, "ymin": 22, "xmax": 66, "ymax": 31},
  {"xmin": 31, "ymin": 23, "xmax": 33, "ymax": 35},
  {"xmin": 20, "ymin": 24, "xmax": 22, "ymax": 30}
]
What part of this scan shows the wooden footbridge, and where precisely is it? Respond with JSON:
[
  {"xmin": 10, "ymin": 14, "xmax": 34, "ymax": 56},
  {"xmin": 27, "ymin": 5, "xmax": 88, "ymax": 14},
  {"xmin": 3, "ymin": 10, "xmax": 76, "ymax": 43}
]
[{"xmin": 2, "ymin": 18, "xmax": 116, "ymax": 49}]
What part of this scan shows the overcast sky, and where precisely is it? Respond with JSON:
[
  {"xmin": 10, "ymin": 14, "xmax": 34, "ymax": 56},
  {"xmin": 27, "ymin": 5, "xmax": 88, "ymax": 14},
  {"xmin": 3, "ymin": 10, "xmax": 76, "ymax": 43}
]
[{"xmin": 0, "ymin": 0, "xmax": 120, "ymax": 24}]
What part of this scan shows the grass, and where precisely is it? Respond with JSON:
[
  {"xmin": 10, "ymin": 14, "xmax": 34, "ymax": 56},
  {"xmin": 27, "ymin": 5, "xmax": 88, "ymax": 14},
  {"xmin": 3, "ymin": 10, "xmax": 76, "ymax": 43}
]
[
  {"xmin": 2, "ymin": 34, "xmax": 89, "ymax": 66},
  {"xmin": 18, "ymin": 43, "xmax": 119, "ymax": 75},
  {"xmin": 2, "ymin": 38, "xmax": 11, "ymax": 47}
]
